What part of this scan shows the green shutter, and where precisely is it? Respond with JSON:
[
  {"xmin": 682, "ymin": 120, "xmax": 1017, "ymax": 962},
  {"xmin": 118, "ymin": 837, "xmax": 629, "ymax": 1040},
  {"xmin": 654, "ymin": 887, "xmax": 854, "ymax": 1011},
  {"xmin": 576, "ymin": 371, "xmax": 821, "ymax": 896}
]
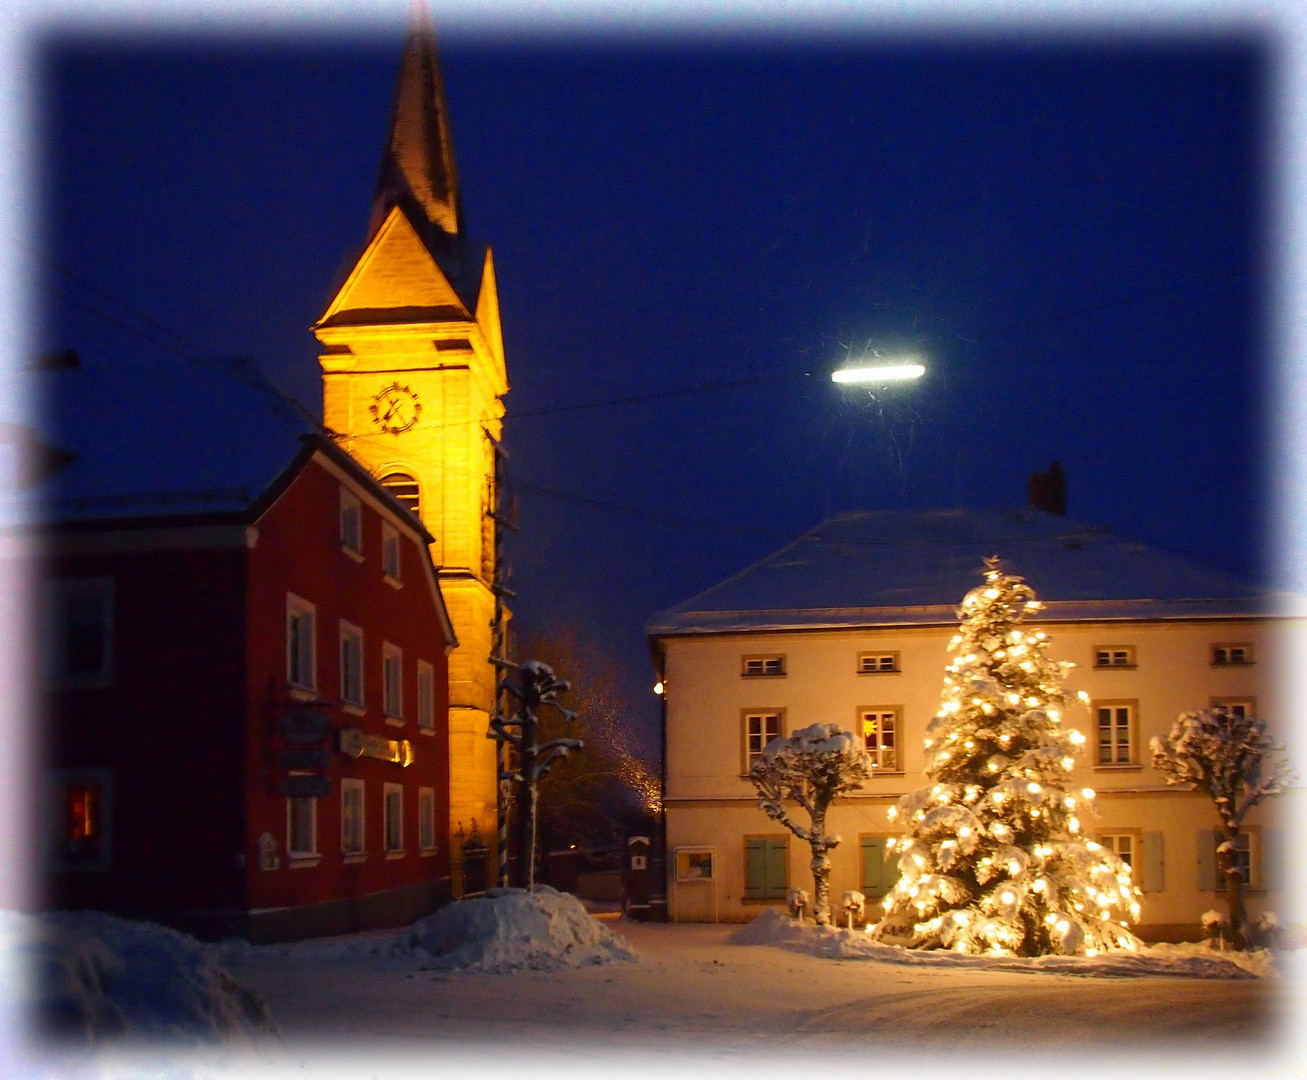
[
  {"xmin": 745, "ymin": 838, "xmax": 766, "ymax": 898},
  {"xmin": 1260, "ymin": 830, "xmax": 1282, "ymax": 891},
  {"xmin": 765, "ymin": 838, "xmax": 788, "ymax": 898},
  {"xmin": 1139, "ymin": 832, "xmax": 1164, "ymax": 893},
  {"xmin": 862, "ymin": 836, "xmax": 889, "ymax": 896},
  {"xmin": 1196, "ymin": 829, "xmax": 1217, "ymax": 891}
]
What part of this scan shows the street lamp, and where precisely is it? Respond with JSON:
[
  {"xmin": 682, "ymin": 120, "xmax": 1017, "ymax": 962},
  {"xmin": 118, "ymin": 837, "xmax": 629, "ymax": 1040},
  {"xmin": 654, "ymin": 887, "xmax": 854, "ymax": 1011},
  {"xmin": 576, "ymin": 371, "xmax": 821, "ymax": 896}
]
[{"xmin": 832, "ymin": 358, "xmax": 925, "ymax": 384}]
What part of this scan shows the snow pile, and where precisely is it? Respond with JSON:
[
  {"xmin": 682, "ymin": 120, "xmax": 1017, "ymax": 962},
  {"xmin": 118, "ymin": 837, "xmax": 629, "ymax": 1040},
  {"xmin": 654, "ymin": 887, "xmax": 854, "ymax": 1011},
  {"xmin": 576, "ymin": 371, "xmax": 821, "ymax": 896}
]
[
  {"xmin": 4, "ymin": 910, "xmax": 276, "ymax": 1046},
  {"xmin": 733, "ymin": 909, "xmax": 1276, "ymax": 979},
  {"xmin": 408, "ymin": 886, "xmax": 639, "ymax": 973}
]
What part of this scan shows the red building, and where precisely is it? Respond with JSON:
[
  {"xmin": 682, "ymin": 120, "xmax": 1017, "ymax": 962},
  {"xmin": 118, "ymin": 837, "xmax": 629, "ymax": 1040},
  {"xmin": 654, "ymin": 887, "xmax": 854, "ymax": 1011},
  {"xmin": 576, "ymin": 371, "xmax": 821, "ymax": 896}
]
[{"xmin": 38, "ymin": 426, "xmax": 457, "ymax": 942}]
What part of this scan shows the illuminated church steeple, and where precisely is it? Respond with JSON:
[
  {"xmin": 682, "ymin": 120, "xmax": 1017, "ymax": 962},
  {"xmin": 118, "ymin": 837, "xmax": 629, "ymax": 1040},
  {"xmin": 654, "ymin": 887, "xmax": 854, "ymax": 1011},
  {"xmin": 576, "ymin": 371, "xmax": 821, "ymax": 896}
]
[{"xmin": 314, "ymin": 13, "xmax": 506, "ymax": 859}]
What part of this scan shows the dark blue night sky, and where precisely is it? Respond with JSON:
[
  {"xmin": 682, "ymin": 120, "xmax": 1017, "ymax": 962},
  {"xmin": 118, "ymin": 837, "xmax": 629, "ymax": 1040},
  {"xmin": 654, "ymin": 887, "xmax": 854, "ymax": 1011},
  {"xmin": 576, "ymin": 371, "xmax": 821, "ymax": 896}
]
[{"xmin": 36, "ymin": 20, "xmax": 1271, "ymax": 747}]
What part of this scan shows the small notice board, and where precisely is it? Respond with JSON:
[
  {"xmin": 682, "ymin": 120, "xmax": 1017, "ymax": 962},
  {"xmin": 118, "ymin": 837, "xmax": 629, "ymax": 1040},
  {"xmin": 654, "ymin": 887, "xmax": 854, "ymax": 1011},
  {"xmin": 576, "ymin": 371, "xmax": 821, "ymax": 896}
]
[{"xmin": 672, "ymin": 845, "xmax": 718, "ymax": 923}]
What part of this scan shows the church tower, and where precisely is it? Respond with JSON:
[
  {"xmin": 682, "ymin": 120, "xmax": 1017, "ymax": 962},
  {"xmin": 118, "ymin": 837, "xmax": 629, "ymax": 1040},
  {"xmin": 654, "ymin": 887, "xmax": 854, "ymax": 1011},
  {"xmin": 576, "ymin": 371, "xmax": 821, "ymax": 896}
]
[{"xmin": 314, "ymin": 18, "xmax": 505, "ymax": 857}]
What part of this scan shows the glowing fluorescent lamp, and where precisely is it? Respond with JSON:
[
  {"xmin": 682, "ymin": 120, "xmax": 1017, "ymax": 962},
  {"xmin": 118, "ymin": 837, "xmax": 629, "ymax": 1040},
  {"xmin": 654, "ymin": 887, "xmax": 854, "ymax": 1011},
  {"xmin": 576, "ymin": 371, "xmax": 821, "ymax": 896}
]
[{"xmin": 832, "ymin": 362, "xmax": 925, "ymax": 384}]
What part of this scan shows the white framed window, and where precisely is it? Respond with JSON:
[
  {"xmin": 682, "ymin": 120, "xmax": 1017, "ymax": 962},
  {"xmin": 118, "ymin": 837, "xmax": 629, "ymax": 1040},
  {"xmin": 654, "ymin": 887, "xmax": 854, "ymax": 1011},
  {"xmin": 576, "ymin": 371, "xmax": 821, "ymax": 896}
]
[
  {"xmin": 1093, "ymin": 646, "xmax": 1135, "ymax": 668},
  {"xmin": 741, "ymin": 655, "xmax": 784, "ymax": 677},
  {"xmin": 383, "ymin": 642, "xmax": 403, "ymax": 721},
  {"xmin": 1095, "ymin": 701, "xmax": 1136, "ymax": 766},
  {"xmin": 1212, "ymin": 643, "xmax": 1253, "ymax": 666},
  {"xmin": 742, "ymin": 710, "xmax": 783, "ymax": 772},
  {"xmin": 417, "ymin": 659, "xmax": 435, "ymax": 731},
  {"xmin": 861, "ymin": 708, "xmax": 900, "ymax": 771},
  {"xmin": 382, "ymin": 522, "xmax": 402, "ymax": 582},
  {"xmin": 340, "ymin": 621, "xmax": 364, "ymax": 708},
  {"xmin": 286, "ymin": 594, "xmax": 317, "ymax": 691},
  {"xmin": 1212, "ymin": 698, "xmax": 1256, "ymax": 720},
  {"xmin": 1099, "ymin": 832, "xmax": 1136, "ymax": 868},
  {"xmin": 341, "ymin": 779, "xmax": 365, "ymax": 856},
  {"xmin": 383, "ymin": 783, "xmax": 404, "ymax": 854},
  {"xmin": 418, "ymin": 787, "xmax": 437, "ymax": 852},
  {"xmin": 286, "ymin": 796, "xmax": 317, "ymax": 858},
  {"xmin": 858, "ymin": 652, "xmax": 899, "ymax": 675},
  {"xmin": 45, "ymin": 577, "xmax": 113, "ymax": 686},
  {"xmin": 339, "ymin": 487, "xmax": 362, "ymax": 556}
]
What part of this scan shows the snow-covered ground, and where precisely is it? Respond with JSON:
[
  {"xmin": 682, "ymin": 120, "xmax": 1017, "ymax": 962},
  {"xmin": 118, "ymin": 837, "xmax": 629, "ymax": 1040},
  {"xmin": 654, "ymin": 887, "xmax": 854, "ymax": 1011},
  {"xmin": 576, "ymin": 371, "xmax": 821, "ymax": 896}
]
[{"xmin": 4, "ymin": 892, "xmax": 1303, "ymax": 1080}]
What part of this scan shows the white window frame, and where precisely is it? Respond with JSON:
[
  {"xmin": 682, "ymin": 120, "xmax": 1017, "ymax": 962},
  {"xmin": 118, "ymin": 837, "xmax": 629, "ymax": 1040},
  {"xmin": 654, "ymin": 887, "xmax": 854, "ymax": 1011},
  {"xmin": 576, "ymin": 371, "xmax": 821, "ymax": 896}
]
[
  {"xmin": 383, "ymin": 642, "xmax": 403, "ymax": 722},
  {"xmin": 339, "ymin": 487, "xmax": 363, "ymax": 558},
  {"xmin": 1216, "ymin": 830, "xmax": 1261, "ymax": 891},
  {"xmin": 417, "ymin": 659, "xmax": 435, "ymax": 732},
  {"xmin": 858, "ymin": 652, "xmax": 899, "ymax": 675},
  {"xmin": 383, "ymin": 783, "xmax": 405, "ymax": 856},
  {"xmin": 861, "ymin": 707, "xmax": 901, "ymax": 772},
  {"xmin": 1211, "ymin": 643, "xmax": 1254, "ymax": 666},
  {"xmin": 286, "ymin": 796, "xmax": 318, "ymax": 860},
  {"xmin": 742, "ymin": 710, "xmax": 784, "ymax": 772},
  {"xmin": 341, "ymin": 778, "xmax": 365, "ymax": 857},
  {"xmin": 339, "ymin": 620, "xmax": 365, "ymax": 709},
  {"xmin": 741, "ymin": 655, "xmax": 785, "ymax": 678},
  {"xmin": 1094, "ymin": 700, "xmax": 1137, "ymax": 767},
  {"xmin": 45, "ymin": 577, "xmax": 114, "ymax": 687},
  {"xmin": 418, "ymin": 786, "xmax": 437, "ymax": 853},
  {"xmin": 382, "ymin": 522, "xmax": 402, "ymax": 583},
  {"xmin": 1098, "ymin": 831, "xmax": 1138, "ymax": 869},
  {"xmin": 1212, "ymin": 698, "xmax": 1256, "ymax": 720},
  {"xmin": 1093, "ymin": 646, "xmax": 1136, "ymax": 669},
  {"xmin": 286, "ymin": 594, "xmax": 317, "ymax": 692}
]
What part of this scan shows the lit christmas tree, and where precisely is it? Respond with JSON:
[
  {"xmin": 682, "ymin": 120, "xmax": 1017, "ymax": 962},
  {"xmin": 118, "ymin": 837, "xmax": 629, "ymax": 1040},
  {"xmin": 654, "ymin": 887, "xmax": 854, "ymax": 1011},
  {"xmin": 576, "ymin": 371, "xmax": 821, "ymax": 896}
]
[{"xmin": 870, "ymin": 558, "xmax": 1142, "ymax": 956}]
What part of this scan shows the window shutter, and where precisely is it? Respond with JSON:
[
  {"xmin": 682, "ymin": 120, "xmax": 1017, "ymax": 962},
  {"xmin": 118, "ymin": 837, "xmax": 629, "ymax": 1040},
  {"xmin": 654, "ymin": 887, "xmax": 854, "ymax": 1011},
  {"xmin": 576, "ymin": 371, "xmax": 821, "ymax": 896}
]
[
  {"xmin": 1196, "ymin": 829, "xmax": 1216, "ymax": 891},
  {"xmin": 745, "ymin": 838, "xmax": 766, "ymax": 898},
  {"xmin": 1139, "ymin": 832, "xmax": 1164, "ymax": 893},
  {"xmin": 862, "ymin": 836, "xmax": 887, "ymax": 895},
  {"xmin": 765, "ymin": 838, "xmax": 788, "ymax": 898},
  {"xmin": 1260, "ymin": 829, "xmax": 1282, "ymax": 891}
]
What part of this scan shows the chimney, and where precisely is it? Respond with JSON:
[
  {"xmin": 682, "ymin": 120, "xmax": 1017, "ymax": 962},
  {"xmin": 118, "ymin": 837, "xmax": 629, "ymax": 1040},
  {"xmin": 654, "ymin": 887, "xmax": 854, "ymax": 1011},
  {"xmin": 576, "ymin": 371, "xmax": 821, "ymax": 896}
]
[{"xmin": 1028, "ymin": 462, "xmax": 1066, "ymax": 515}]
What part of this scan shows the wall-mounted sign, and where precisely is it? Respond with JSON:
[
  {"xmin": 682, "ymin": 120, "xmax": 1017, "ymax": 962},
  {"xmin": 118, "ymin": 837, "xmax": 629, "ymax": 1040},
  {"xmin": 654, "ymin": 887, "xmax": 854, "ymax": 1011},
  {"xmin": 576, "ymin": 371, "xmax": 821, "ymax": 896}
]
[
  {"xmin": 278, "ymin": 774, "xmax": 330, "ymax": 798},
  {"xmin": 338, "ymin": 727, "xmax": 414, "ymax": 767},
  {"xmin": 675, "ymin": 847, "xmax": 715, "ymax": 882},
  {"xmin": 277, "ymin": 710, "xmax": 333, "ymax": 745}
]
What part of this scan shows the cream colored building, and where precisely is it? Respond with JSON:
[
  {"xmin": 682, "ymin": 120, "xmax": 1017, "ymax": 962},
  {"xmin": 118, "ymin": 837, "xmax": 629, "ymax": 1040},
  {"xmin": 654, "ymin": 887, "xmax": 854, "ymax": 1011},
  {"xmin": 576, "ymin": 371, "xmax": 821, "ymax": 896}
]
[
  {"xmin": 649, "ymin": 508, "xmax": 1302, "ymax": 939},
  {"xmin": 315, "ymin": 23, "xmax": 505, "ymax": 851}
]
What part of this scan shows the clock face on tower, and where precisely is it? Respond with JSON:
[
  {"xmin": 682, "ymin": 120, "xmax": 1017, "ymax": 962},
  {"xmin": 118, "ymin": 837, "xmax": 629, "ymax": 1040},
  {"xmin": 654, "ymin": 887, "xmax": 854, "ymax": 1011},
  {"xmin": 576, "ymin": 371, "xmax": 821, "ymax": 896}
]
[{"xmin": 369, "ymin": 383, "xmax": 422, "ymax": 434}]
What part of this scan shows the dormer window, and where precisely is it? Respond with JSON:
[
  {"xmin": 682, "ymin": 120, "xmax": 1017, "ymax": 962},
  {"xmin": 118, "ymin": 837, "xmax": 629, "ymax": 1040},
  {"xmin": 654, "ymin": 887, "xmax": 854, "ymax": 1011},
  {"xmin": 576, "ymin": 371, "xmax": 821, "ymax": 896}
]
[{"xmin": 742, "ymin": 655, "xmax": 785, "ymax": 678}]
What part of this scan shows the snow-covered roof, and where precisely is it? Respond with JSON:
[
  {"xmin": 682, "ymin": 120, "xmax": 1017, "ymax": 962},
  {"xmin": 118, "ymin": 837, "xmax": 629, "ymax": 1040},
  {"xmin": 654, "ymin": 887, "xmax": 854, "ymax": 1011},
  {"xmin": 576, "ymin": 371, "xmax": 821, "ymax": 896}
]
[
  {"xmin": 14, "ymin": 350, "xmax": 315, "ymax": 526},
  {"xmin": 648, "ymin": 508, "xmax": 1294, "ymax": 636}
]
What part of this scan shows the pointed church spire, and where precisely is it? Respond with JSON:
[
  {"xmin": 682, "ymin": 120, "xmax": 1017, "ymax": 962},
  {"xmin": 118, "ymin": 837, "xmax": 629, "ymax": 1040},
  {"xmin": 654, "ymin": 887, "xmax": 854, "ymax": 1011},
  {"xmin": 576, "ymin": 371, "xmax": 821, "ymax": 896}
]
[{"xmin": 369, "ymin": 4, "xmax": 462, "ymax": 244}]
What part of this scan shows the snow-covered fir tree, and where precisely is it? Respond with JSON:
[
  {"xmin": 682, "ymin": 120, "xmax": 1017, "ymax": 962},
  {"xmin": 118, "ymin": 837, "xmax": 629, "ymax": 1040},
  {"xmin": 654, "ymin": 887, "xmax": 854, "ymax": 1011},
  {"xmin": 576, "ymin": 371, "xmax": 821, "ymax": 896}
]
[{"xmin": 870, "ymin": 558, "xmax": 1142, "ymax": 956}]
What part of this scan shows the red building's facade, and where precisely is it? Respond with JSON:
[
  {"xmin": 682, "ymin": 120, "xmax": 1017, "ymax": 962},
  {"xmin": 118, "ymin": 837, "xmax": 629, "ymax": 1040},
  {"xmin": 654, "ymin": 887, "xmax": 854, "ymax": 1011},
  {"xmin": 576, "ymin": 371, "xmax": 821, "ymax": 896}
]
[{"xmin": 40, "ymin": 435, "xmax": 456, "ymax": 941}]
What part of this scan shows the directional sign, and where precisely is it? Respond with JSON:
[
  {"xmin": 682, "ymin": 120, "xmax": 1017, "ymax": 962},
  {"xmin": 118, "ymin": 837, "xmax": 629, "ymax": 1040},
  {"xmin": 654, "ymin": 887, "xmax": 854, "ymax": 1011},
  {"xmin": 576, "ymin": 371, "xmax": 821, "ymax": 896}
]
[
  {"xmin": 338, "ymin": 727, "xmax": 415, "ymax": 767},
  {"xmin": 279, "ymin": 746, "xmax": 331, "ymax": 770},
  {"xmin": 277, "ymin": 710, "xmax": 333, "ymax": 744},
  {"xmin": 277, "ymin": 774, "xmax": 330, "ymax": 798}
]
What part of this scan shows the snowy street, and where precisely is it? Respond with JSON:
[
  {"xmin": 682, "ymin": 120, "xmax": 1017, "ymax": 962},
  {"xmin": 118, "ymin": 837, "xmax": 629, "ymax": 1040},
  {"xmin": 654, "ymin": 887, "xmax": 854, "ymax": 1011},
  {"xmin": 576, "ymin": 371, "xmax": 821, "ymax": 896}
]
[{"xmin": 217, "ymin": 916, "xmax": 1291, "ymax": 1069}]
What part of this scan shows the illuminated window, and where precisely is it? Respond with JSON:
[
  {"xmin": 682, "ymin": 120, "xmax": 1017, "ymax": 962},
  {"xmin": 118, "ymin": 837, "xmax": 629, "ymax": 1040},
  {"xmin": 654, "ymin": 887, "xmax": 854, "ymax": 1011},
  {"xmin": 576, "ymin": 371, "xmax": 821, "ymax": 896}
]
[
  {"xmin": 286, "ymin": 594, "xmax": 316, "ymax": 691},
  {"xmin": 45, "ymin": 578, "xmax": 113, "ymax": 686},
  {"xmin": 861, "ymin": 709, "xmax": 900, "ymax": 771},
  {"xmin": 743, "ymin": 710, "xmax": 783, "ymax": 770},
  {"xmin": 379, "ymin": 472, "xmax": 419, "ymax": 518},
  {"xmin": 339, "ymin": 488, "xmax": 362, "ymax": 555},
  {"xmin": 1093, "ymin": 646, "xmax": 1135, "ymax": 668},
  {"xmin": 1095, "ymin": 701, "xmax": 1136, "ymax": 766},
  {"xmin": 341, "ymin": 779, "xmax": 365, "ymax": 856},
  {"xmin": 383, "ymin": 643, "xmax": 403, "ymax": 721},
  {"xmin": 63, "ymin": 782, "xmax": 102, "ymax": 861},
  {"xmin": 858, "ymin": 652, "xmax": 899, "ymax": 674},
  {"xmin": 418, "ymin": 787, "xmax": 437, "ymax": 852},
  {"xmin": 382, "ymin": 522, "xmax": 402, "ymax": 582},
  {"xmin": 286, "ymin": 797, "xmax": 317, "ymax": 857},
  {"xmin": 384, "ymin": 783, "xmax": 404, "ymax": 854},
  {"xmin": 417, "ymin": 660, "xmax": 435, "ymax": 731},
  {"xmin": 741, "ymin": 655, "xmax": 785, "ymax": 677},
  {"xmin": 1212, "ymin": 643, "xmax": 1253, "ymax": 666},
  {"xmin": 47, "ymin": 770, "xmax": 113, "ymax": 872},
  {"xmin": 340, "ymin": 621, "xmax": 364, "ymax": 708}
]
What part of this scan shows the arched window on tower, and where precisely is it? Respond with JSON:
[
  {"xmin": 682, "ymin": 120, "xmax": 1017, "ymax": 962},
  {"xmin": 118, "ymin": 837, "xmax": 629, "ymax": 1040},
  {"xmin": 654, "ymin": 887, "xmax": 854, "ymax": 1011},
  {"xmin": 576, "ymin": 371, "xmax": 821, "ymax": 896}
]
[{"xmin": 379, "ymin": 472, "xmax": 420, "ymax": 519}]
